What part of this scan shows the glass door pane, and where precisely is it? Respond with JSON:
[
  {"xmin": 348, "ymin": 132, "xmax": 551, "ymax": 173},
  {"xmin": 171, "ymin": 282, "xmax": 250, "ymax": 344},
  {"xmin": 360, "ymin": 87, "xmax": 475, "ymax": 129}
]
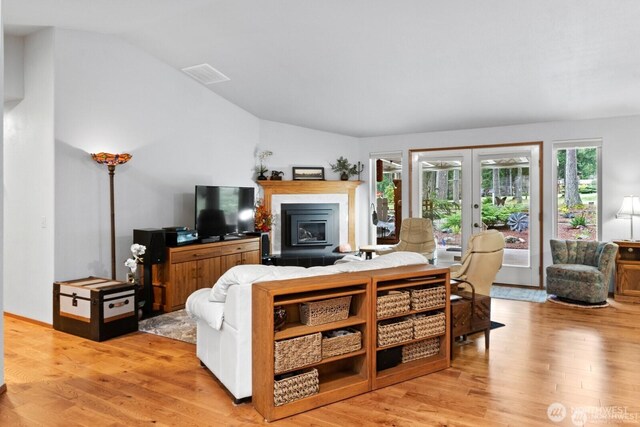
[
  {"xmin": 478, "ymin": 155, "xmax": 531, "ymax": 268},
  {"xmin": 415, "ymin": 153, "xmax": 467, "ymax": 265}
]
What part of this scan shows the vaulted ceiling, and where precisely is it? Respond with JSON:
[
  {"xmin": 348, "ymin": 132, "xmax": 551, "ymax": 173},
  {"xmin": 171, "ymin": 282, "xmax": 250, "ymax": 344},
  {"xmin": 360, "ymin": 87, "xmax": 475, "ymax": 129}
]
[{"xmin": 5, "ymin": 0, "xmax": 640, "ymax": 137}]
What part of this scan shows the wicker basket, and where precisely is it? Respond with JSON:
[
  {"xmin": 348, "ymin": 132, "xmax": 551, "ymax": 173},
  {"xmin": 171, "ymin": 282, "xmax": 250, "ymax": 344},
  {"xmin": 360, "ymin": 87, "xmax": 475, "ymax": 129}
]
[
  {"xmin": 377, "ymin": 290, "xmax": 410, "ymax": 318},
  {"xmin": 299, "ymin": 296, "xmax": 352, "ymax": 326},
  {"xmin": 273, "ymin": 368, "xmax": 319, "ymax": 406},
  {"xmin": 409, "ymin": 286, "xmax": 446, "ymax": 311},
  {"xmin": 377, "ymin": 317, "xmax": 413, "ymax": 347},
  {"xmin": 322, "ymin": 328, "xmax": 362, "ymax": 358},
  {"xmin": 402, "ymin": 337, "xmax": 440, "ymax": 363},
  {"xmin": 274, "ymin": 332, "xmax": 322, "ymax": 374},
  {"xmin": 412, "ymin": 312, "xmax": 446, "ymax": 339}
]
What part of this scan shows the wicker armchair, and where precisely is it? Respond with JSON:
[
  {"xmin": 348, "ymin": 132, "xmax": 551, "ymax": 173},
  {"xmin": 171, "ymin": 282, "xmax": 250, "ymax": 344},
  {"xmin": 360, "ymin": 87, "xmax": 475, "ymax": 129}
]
[
  {"xmin": 546, "ymin": 239, "xmax": 618, "ymax": 304},
  {"xmin": 376, "ymin": 218, "xmax": 436, "ymax": 261}
]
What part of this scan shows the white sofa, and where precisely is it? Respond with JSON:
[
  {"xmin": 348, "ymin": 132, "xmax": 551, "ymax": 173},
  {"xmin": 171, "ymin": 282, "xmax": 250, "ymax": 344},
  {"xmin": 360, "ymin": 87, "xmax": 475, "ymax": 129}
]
[{"xmin": 185, "ymin": 252, "xmax": 428, "ymax": 402}]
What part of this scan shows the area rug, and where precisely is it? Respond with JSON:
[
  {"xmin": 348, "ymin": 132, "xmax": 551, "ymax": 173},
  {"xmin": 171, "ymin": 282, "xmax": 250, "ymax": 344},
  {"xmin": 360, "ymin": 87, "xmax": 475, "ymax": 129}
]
[
  {"xmin": 490, "ymin": 321, "xmax": 505, "ymax": 330},
  {"xmin": 138, "ymin": 309, "xmax": 196, "ymax": 344},
  {"xmin": 546, "ymin": 294, "xmax": 609, "ymax": 308},
  {"xmin": 490, "ymin": 286, "xmax": 547, "ymax": 303}
]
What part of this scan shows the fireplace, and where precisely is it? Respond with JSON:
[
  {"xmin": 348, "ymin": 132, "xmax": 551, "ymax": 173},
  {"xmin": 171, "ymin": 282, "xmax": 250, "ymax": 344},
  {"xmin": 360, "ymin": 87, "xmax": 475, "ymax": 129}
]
[{"xmin": 281, "ymin": 203, "xmax": 339, "ymax": 256}]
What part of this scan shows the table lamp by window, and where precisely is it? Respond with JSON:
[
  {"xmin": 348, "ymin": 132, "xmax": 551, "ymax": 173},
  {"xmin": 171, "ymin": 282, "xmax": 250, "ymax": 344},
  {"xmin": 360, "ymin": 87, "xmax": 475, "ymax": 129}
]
[
  {"xmin": 91, "ymin": 152, "xmax": 132, "ymax": 279},
  {"xmin": 616, "ymin": 195, "xmax": 640, "ymax": 241}
]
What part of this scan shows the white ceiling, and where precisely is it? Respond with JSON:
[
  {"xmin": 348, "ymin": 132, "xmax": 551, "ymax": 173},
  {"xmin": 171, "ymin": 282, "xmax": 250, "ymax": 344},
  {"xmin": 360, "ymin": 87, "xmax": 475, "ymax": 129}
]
[{"xmin": 5, "ymin": 0, "xmax": 640, "ymax": 137}]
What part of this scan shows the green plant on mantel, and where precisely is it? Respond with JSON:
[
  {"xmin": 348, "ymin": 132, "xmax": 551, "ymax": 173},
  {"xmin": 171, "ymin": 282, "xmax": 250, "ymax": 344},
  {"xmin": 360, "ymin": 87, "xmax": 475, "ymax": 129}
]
[{"xmin": 330, "ymin": 156, "xmax": 363, "ymax": 180}]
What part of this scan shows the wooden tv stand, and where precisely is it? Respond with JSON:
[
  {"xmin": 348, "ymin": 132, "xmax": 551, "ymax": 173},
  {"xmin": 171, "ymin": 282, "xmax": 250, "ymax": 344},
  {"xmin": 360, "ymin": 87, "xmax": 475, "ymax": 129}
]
[
  {"xmin": 252, "ymin": 264, "xmax": 450, "ymax": 421},
  {"xmin": 153, "ymin": 237, "xmax": 260, "ymax": 312}
]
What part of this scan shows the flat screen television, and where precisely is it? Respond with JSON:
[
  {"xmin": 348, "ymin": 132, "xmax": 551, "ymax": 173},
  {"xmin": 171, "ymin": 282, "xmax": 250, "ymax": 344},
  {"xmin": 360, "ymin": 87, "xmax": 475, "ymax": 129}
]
[{"xmin": 195, "ymin": 185, "xmax": 255, "ymax": 240}]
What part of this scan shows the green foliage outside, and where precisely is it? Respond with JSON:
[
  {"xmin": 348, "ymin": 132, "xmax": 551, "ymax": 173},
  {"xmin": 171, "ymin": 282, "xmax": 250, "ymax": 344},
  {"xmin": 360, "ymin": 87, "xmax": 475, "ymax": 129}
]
[
  {"xmin": 422, "ymin": 192, "xmax": 459, "ymax": 221},
  {"xmin": 556, "ymin": 147, "xmax": 597, "ymax": 181},
  {"xmin": 376, "ymin": 174, "xmax": 396, "ymax": 205},
  {"xmin": 438, "ymin": 201, "xmax": 528, "ymax": 231},
  {"xmin": 570, "ymin": 214, "xmax": 588, "ymax": 228}
]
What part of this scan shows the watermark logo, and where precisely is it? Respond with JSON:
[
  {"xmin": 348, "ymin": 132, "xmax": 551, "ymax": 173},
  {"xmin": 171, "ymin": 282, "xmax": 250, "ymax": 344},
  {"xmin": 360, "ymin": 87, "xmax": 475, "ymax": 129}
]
[
  {"xmin": 547, "ymin": 403, "xmax": 639, "ymax": 425},
  {"xmin": 548, "ymin": 402, "xmax": 567, "ymax": 423}
]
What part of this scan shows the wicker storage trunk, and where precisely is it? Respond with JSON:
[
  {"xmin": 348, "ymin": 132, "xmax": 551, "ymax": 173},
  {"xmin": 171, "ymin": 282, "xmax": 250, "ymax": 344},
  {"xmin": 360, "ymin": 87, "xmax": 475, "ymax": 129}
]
[
  {"xmin": 274, "ymin": 332, "xmax": 322, "ymax": 374},
  {"xmin": 377, "ymin": 317, "xmax": 413, "ymax": 347},
  {"xmin": 321, "ymin": 329, "xmax": 362, "ymax": 358},
  {"xmin": 299, "ymin": 296, "xmax": 352, "ymax": 326},
  {"xmin": 273, "ymin": 368, "xmax": 319, "ymax": 406},
  {"xmin": 376, "ymin": 290, "xmax": 410, "ymax": 318},
  {"xmin": 402, "ymin": 337, "xmax": 440, "ymax": 363},
  {"xmin": 412, "ymin": 312, "xmax": 446, "ymax": 339},
  {"xmin": 409, "ymin": 286, "xmax": 446, "ymax": 311}
]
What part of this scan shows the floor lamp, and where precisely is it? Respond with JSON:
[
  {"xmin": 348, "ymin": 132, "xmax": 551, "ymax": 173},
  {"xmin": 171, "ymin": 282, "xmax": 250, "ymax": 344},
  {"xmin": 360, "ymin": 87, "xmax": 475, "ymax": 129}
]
[
  {"xmin": 617, "ymin": 195, "xmax": 640, "ymax": 241},
  {"xmin": 91, "ymin": 152, "xmax": 132, "ymax": 279}
]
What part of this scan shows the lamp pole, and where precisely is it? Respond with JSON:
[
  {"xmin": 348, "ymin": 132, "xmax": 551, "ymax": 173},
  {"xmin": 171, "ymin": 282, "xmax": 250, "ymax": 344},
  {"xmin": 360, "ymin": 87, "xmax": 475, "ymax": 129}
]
[{"xmin": 109, "ymin": 164, "xmax": 116, "ymax": 279}]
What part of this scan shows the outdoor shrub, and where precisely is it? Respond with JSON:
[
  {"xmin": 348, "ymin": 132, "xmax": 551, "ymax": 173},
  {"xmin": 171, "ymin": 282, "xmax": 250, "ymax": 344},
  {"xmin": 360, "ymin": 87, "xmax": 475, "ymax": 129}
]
[
  {"xmin": 442, "ymin": 212, "xmax": 461, "ymax": 231},
  {"xmin": 579, "ymin": 184, "xmax": 597, "ymax": 194},
  {"xmin": 570, "ymin": 215, "xmax": 588, "ymax": 228}
]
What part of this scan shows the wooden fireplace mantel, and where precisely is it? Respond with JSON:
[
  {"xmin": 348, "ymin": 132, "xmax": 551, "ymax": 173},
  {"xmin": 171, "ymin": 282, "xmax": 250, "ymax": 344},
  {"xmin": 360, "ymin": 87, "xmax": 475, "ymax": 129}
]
[{"xmin": 258, "ymin": 180, "xmax": 362, "ymax": 249}]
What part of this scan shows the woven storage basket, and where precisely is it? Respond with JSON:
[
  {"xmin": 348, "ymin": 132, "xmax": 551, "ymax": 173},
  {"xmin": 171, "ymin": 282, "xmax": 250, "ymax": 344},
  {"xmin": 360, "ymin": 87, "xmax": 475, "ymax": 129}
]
[
  {"xmin": 377, "ymin": 317, "xmax": 413, "ymax": 347},
  {"xmin": 273, "ymin": 368, "xmax": 319, "ymax": 406},
  {"xmin": 410, "ymin": 286, "xmax": 446, "ymax": 311},
  {"xmin": 299, "ymin": 296, "xmax": 352, "ymax": 326},
  {"xmin": 274, "ymin": 332, "xmax": 322, "ymax": 374},
  {"xmin": 322, "ymin": 329, "xmax": 362, "ymax": 358},
  {"xmin": 402, "ymin": 337, "xmax": 440, "ymax": 363},
  {"xmin": 412, "ymin": 312, "xmax": 446, "ymax": 339},
  {"xmin": 377, "ymin": 290, "xmax": 410, "ymax": 318}
]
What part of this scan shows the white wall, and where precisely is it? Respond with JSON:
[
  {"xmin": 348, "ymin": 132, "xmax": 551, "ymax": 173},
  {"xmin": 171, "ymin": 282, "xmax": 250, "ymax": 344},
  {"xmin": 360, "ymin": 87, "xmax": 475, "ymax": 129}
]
[
  {"xmin": 358, "ymin": 115, "xmax": 640, "ymax": 277},
  {"xmin": 53, "ymin": 29, "xmax": 261, "ymax": 288},
  {"xmin": 3, "ymin": 34, "xmax": 23, "ymax": 103},
  {"xmin": 1, "ymin": 7, "xmax": 6, "ymax": 389},
  {"xmin": 3, "ymin": 28, "xmax": 55, "ymax": 323}
]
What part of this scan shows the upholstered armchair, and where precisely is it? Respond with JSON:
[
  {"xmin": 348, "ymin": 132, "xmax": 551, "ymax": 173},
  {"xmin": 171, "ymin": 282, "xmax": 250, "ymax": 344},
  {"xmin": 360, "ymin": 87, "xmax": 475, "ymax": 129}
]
[
  {"xmin": 546, "ymin": 240, "xmax": 618, "ymax": 304},
  {"xmin": 450, "ymin": 229, "xmax": 505, "ymax": 296},
  {"xmin": 376, "ymin": 218, "xmax": 436, "ymax": 261}
]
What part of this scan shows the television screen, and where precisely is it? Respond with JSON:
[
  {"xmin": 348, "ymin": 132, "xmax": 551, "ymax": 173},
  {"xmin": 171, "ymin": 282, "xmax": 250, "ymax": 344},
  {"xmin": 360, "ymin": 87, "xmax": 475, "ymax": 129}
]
[{"xmin": 195, "ymin": 186, "xmax": 255, "ymax": 239}]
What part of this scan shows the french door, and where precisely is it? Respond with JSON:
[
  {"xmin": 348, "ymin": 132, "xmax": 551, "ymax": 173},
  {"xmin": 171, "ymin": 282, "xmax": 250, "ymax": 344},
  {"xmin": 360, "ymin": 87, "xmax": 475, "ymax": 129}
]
[{"xmin": 411, "ymin": 143, "xmax": 541, "ymax": 287}]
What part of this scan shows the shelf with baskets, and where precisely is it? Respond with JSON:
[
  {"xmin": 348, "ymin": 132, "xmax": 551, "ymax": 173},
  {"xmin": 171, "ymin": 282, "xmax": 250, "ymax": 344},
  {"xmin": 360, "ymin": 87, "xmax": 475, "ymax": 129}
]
[
  {"xmin": 366, "ymin": 264, "xmax": 451, "ymax": 390},
  {"xmin": 252, "ymin": 273, "xmax": 372, "ymax": 422}
]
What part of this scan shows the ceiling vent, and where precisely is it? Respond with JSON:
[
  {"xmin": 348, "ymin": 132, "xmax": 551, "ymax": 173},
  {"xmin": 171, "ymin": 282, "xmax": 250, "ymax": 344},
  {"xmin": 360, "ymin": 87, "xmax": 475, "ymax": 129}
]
[{"xmin": 181, "ymin": 63, "xmax": 230, "ymax": 84}]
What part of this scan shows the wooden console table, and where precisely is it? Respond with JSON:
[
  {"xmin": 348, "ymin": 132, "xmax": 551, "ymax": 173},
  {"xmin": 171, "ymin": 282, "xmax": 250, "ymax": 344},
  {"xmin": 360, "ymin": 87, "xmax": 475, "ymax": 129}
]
[
  {"xmin": 252, "ymin": 264, "xmax": 450, "ymax": 421},
  {"xmin": 153, "ymin": 237, "xmax": 260, "ymax": 312}
]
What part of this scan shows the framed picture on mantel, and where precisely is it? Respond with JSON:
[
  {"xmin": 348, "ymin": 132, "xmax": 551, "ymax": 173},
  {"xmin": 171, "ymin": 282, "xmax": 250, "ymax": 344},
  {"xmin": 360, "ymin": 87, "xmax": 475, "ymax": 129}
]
[{"xmin": 292, "ymin": 167, "xmax": 325, "ymax": 181}]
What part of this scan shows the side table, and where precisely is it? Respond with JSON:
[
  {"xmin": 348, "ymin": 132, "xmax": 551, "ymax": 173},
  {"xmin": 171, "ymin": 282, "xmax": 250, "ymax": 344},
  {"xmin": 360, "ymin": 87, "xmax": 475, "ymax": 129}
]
[
  {"xmin": 613, "ymin": 240, "xmax": 640, "ymax": 303},
  {"xmin": 450, "ymin": 291, "xmax": 491, "ymax": 358}
]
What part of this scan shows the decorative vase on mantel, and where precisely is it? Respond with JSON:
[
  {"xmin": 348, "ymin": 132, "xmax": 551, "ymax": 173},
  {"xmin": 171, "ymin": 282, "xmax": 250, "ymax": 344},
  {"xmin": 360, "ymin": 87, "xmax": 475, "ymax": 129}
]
[
  {"xmin": 257, "ymin": 172, "xmax": 268, "ymax": 181},
  {"xmin": 340, "ymin": 172, "xmax": 349, "ymax": 181}
]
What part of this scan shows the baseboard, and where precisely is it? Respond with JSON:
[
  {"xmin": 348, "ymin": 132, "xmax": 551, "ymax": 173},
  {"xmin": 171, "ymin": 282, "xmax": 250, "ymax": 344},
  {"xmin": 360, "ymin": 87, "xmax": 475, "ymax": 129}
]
[
  {"xmin": 0, "ymin": 384, "xmax": 6, "ymax": 395},
  {"xmin": 4, "ymin": 312, "xmax": 52, "ymax": 328}
]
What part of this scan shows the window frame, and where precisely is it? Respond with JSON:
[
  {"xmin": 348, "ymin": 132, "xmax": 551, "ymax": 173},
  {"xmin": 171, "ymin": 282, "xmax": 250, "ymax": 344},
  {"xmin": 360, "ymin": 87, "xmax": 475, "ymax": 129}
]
[{"xmin": 551, "ymin": 139, "xmax": 603, "ymax": 241}]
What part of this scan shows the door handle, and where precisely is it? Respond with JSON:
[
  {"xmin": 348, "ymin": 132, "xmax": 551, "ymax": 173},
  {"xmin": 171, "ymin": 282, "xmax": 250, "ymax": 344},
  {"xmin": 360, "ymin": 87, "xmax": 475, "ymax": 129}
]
[
  {"xmin": 474, "ymin": 223, "xmax": 480, "ymax": 228},
  {"xmin": 473, "ymin": 204, "xmax": 479, "ymax": 209}
]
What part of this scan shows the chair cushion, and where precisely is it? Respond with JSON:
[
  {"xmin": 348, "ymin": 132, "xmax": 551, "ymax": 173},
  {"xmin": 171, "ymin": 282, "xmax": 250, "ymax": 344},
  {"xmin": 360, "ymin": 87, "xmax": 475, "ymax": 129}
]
[{"xmin": 546, "ymin": 264, "xmax": 607, "ymax": 303}]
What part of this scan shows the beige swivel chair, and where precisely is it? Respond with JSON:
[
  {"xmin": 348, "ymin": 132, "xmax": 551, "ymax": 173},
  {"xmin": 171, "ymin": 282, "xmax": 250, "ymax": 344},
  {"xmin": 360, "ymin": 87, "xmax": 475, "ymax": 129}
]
[
  {"xmin": 376, "ymin": 217, "xmax": 436, "ymax": 261},
  {"xmin": 450, "ymin": 229, "xmax": 505, "ymax": 296},
  {"xmin": 449, "ymin": 229, "xmax": 505, "ymax": 356}
]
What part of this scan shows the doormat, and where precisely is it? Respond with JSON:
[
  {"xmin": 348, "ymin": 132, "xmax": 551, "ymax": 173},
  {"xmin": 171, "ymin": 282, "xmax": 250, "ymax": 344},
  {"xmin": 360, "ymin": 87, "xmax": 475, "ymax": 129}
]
[
  {"xmin": 138, "ymin": 309, "xmax": 196, "ymax": 344},
  {"xmin": 547, "ymin": 295, "xmax": 609, "ymax": 309},
  {"xmin": 490, "ymin": 286, "xmax": 547, "ymax": 303}
]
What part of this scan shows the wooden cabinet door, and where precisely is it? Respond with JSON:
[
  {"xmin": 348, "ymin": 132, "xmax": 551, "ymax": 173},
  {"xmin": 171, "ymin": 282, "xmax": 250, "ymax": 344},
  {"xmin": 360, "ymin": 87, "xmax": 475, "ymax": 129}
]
[
  {"xmin": 221, "ymin": 253, "xmax": 243, "ymax": 271},
  {"xmin": 618, "ymin": 262, "xmax": 640, "ymax": 299},
  {"xmin": 170, "ymin": 261, "xmax": 198, "ymax": 310},
  {"xmin": 242, "ymin": 250, "xmax": 260, "ymax": 265},
  {"xmin": 198, "ymin": 256, "xmax": 222, "ymax": 289}
]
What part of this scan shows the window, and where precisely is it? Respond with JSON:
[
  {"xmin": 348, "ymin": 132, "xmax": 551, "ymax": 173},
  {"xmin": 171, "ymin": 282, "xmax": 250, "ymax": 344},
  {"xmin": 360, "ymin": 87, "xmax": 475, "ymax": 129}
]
[{"xmin": 552, "ymin": 140, "xmax": 602, "ymax": 241}]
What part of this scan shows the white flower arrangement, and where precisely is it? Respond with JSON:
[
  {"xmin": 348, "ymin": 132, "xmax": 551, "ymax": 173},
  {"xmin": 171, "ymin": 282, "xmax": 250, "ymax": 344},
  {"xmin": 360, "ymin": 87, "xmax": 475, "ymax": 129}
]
[{"xmin": 125, "ymin": 243, "xmax": 146, "ymax": 274}]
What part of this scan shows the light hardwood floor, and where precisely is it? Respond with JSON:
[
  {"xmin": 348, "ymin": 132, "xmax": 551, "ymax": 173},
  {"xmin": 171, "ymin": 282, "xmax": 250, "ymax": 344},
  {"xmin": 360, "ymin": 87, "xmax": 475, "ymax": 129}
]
[{"xmin": 2, "ymin": 298, "xmax": 640, "ymax": 426}]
